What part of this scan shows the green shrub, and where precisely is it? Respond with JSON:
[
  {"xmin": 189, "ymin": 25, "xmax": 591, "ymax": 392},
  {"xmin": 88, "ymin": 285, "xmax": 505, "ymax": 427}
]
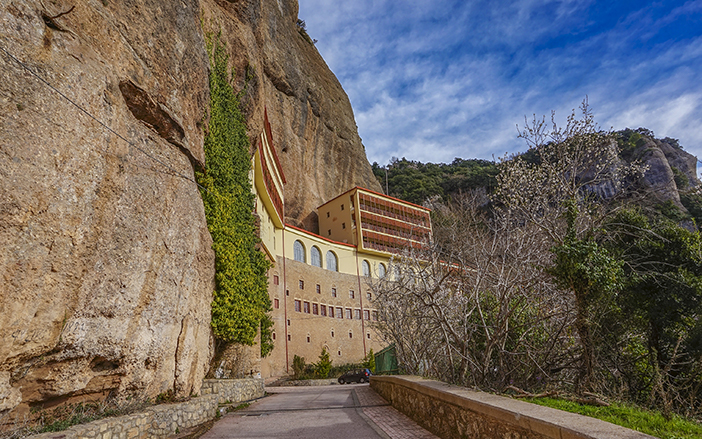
[{"xmin": 314, "ymin": 348, "xmax": 333, "ymax": 378}]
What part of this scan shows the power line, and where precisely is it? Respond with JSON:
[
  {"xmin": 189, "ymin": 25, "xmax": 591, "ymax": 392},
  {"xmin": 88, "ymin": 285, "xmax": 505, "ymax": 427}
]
[{"xmin": 0, "ymin": 45, "xmax": 206, "ymax": 191}]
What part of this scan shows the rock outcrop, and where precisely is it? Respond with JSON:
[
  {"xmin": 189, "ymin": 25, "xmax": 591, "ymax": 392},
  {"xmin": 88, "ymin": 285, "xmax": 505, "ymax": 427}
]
[
  {"xmin": 200, "ymin": 0, "xmax": 382, "ymax": 231},
  {"xmin": 1, "ymin": 0, "xmax": 381, "ymax": 420},
  {"xmin": 634, "ymin": 136, "xmax": 699, "ymax": 209},
  {"xmin": 0, "ymin": 0, "xmax": 215, "ymax": 418}
]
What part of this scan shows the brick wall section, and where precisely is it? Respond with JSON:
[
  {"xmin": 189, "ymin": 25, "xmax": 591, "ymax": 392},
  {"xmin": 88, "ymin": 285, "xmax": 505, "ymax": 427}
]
[
  {"xmin": 201, "ymin": 378, "xmax": 264, "ymax": 404},
  {"xmin": 28, "ymin": 379, "xmax": 264, "ymax": 439},
  {"xmin": 370, "ymin": 376, "xmax": 654, "ymax": 439}
]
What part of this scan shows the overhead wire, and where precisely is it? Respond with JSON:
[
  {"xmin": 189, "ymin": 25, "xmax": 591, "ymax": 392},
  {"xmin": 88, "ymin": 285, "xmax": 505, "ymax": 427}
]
[{"xmin": 0, "ymin": 45, "xmax": 207, "ymax": 192}]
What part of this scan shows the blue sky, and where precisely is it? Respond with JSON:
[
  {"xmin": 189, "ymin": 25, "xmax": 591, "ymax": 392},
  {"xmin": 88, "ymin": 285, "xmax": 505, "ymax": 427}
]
[{"xmin": 297, "ymin": 0, "xmax": 702, "ymax": 166}]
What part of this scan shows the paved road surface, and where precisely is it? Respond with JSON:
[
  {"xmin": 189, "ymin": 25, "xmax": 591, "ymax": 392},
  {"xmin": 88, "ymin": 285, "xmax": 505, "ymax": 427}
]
[{"xmin": 200, "ymin": 384, "xmax": 437, "ymax": 439}]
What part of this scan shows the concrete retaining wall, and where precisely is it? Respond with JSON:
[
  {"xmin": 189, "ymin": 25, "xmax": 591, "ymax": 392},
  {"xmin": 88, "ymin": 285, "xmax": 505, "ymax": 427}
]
[
  {"xmin": 371, "ymin": 375, "xmax": 653, "ymax": 439},
  {"xmin": 28, "ymin": 379, "xmax": 264, "ymax": 439}
]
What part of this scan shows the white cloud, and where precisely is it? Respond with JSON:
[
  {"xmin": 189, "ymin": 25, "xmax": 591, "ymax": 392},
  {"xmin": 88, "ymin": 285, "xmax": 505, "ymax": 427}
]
[{"xmin": 298, "ymin": 0, "xmax": 702, "ymax": 166}]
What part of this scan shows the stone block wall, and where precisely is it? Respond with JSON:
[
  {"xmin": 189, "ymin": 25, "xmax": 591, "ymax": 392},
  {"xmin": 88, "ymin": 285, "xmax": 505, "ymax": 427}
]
[
  {"xmin": 371, "ymin": 376, "xmax": 653, "ymax": 439},
  {"xmin": 27, "ymin": 379, "xmax": 264, "ymax": 439},
  {"xmin": 201, "ymin": 379, "xmax": 265, "ymax": 404}
]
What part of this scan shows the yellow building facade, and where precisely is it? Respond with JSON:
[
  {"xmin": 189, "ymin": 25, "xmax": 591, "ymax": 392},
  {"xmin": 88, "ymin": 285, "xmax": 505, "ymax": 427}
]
[{"xmin": 252, "ymin": 111, "xmax": 431, "ymax": 377}]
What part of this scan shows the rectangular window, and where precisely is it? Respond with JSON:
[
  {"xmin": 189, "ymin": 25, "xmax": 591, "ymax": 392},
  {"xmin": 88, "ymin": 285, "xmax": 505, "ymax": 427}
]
[
  {"xmin": 328, "ymin": 229, "xmax": 332, "ymax": 236},
  {"xmin": 342, "ymin": 223, "xmax": 346, "ymax": 229},
  {"xmin": 303, "ymin": 301, "xmax": 310, "ymax": 313},
  {"xmin": 327, "ymin": 211, "xmax": 330, "ymax": 218},
  {"xmin": 367, "ymin": 292, "xmax": 372, "ymax": 300},
  {"xmin": 273, "ymin": 275, "xmax": 279, "ymax": 285},
  {"xmin": 331, "ymin": 288, "xmax": 337, "ymax": 298},
  {"xmin": 294, "ymin": 300, "xmax": 301, "ymax": 312},
  {"xmin": 312, "ymin": 303, "xmax": 318, "ymax": 315},
  {"xmin": 354, "ymin": 309, "xmax": 361, "ymax": 320},
  {"xmin": 366, "ymin": 333, "xmax": 371, "ymax": 339},
  {"xmin": 345, "ymin": 308, "xmax": 352, "ymax": 319},
  {"xmin": 287, "ymin": 334, "xmax": 291, "ymax": 341},
  {"xmin": 320, "ymin": 305, "xmax": 327, "ymax": 316},
  {"xmin": 349, "ymin": 290, "xmax": 355, "ymax": 299},
  {"xmin": 328, "ymin": 307, "xmax": 334, "ymax": 318},
  {"xmin": 341, "ymin": 204, "xmax": 344, "ymax": 211},
  {"xmin": 274, "ymin": 298, "xmax": 280, "ymax": 309},
  {"xmin": 316, "ymin": 284, "xmax": 321, "ymax": 294},
  {"xmin": 372, "ymin": 311, "xmax": 378, "ymax": 321},
  {"xmin": 337, "ymin": 307, "xmax": 343, "ymax": 319},
  {"xmin": 363, "ymin": 310, "xmax": 370, "ymax": 320},
  {"xmin": 299, "ymin": 280, "xmax": 304, "ymax": 289}
]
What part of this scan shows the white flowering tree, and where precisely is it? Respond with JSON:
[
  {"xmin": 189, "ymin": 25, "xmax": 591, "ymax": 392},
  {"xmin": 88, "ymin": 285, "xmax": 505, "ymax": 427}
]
[{"xmin": 494, "ymin": 100, "xmax": 646, "ymax": 392}]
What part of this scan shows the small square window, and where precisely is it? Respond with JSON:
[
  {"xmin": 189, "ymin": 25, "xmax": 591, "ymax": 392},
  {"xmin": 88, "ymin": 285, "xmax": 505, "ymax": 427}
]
[
  {"xmin": 316, "ymin": 284, "xmax": 321, "ymax": 294},
  {"xmin": 331, "ymin": 287, "xmax": 337, "ymax": 298},
  {"xmin": 313, "ymin": 303, "xmax": 319, "ymax": 315},
  {"xmin": 349, "ymin": 290, "xmax": 355, "ymax": 299},
  {"xmin": 303, "ymin": 301, "xmax": 310, "ymax": 313},
  {"xmin": 299, "ymin": 280, "xmax": 304, "ymax": 289},
  {"xmin": 294, "ymin": 300, "xmax": 301, "ymax": 312},
  {"xmin": 274, "ymin": 298, "xmax": 280, "ymax": 309},
  {"xmin": 273, "ymin": 275, "xmax": 279, "ymax": 285}
]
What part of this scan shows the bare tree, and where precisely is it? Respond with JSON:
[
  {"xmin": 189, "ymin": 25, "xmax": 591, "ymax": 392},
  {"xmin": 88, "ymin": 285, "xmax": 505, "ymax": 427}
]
[
  {"xmin": 494, "ymin": 100, "xmax": 646, "ymax": 392},
  {"xmin": 371, "ymin": 191, "xmax": 572, "ymax": 391}
]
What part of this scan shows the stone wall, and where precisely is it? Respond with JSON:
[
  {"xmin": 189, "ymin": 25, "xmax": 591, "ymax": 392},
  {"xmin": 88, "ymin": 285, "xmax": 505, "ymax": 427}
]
[
  {"xmin": 26, "ymin": 379, "xmax": 263, "ymax": 439},
  {"xmin": 371, "ymin": 376, "xmax": 653, "ymax": 439},
  {"xmin": 201, "ymin": 379, "xmax": 264, "ymax": 404}
]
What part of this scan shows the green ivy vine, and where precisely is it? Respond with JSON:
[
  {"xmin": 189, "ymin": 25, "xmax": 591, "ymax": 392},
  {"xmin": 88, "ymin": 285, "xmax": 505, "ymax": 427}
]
[{"xmin": 198, "ymin": 33, "xmax": 273, "ymax": 357}]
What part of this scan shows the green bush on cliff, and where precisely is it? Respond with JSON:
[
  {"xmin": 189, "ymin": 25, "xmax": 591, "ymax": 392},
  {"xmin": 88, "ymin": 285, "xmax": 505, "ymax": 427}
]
[{"xmin": 198, "ymin": 34, "xmax": 272, "ymax": 355}]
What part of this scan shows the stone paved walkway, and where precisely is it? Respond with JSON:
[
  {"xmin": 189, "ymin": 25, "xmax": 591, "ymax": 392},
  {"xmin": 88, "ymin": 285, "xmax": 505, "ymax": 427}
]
[{"xmin": 198, "ymin": 384, "xmax": 438, "ymax": 438}]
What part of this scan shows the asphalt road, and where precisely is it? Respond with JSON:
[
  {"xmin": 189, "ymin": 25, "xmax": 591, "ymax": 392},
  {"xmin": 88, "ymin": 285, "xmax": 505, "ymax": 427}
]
[{"xmin": 199, "ymin": 384, "xmax": 392, "ymax": 439}]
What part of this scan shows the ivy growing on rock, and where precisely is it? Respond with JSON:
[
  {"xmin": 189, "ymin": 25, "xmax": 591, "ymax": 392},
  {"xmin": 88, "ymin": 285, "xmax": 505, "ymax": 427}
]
[{"xmin": 198, "ymin": 33, "xmax": 272, "ymax": 356}]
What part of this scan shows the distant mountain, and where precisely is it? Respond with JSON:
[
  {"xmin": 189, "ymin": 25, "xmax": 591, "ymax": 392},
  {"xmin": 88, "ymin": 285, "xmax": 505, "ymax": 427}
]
[{"xmin": 373, "ymin": 129, "xmax": 701, "ymax": 226}]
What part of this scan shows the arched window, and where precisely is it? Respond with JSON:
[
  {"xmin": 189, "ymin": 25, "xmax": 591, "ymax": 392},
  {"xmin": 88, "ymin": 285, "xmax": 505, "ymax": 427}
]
[
  {"xmin": 326, "ymin": 251, "xmax": 338, "ymax": 272},
  {"xmin": 362, "ymin": 260, "xmax": 371, "ymax": 277},
  {"xmin": 378, "ymin": 263, "xmax": 387, "ymax": 278},
  {"xmin": 293, "ymin": 240, "xmax": 306, "ymax": 263},
  {"xmin": 310, "ymin": 246, "xmax": 322, "ymax": 267}
]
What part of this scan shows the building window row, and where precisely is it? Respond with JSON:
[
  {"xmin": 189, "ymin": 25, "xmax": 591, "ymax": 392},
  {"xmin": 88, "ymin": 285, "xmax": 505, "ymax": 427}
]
[
  {"xmin": 293, "ymin": 240, "xmax": 339, "ymax": 272},
  {"xmin": 292, "ymin": 300, "xmax": 377, "ymax": 320}
]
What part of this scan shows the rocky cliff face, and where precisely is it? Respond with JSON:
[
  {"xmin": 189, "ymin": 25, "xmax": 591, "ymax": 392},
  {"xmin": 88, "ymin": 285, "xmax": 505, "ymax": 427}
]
[
  {"xmin": 200, "ymin": 0, "xmax": 382, "ymax": 231},
  {"xmin": 1, "ymin": 0, "xmax": 380, "ymax": 419}
]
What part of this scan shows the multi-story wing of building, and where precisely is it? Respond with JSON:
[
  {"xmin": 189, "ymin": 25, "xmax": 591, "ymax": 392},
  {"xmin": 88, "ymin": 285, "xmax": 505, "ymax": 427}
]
[{"xmin": 251, "ymin": 111, "xmax": 432, "ymax": 377}]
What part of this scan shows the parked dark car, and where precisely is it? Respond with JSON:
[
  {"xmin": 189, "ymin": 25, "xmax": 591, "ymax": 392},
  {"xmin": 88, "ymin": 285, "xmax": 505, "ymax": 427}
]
[{"xmin": 338, "ymin": 368, "xmax": 371, "ymax": 384}]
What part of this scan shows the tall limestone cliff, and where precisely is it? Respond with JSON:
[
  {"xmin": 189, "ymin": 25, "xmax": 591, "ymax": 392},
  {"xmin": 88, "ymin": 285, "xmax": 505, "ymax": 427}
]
[
  {"xmin": 200, "ymin": 0, "xmax": 382, "ymax": 230},
  {"xmin": 0, "ymin": 0, "xmax": 379, "ymax": 418}
]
